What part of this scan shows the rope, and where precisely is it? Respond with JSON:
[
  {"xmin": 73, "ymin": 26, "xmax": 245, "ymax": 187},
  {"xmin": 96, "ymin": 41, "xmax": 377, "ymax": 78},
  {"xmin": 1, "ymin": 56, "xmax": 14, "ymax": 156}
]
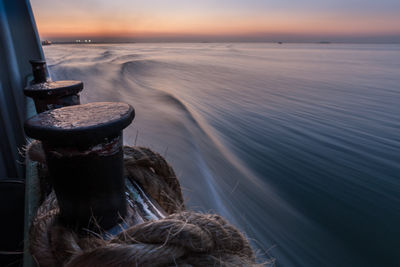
[
  {"xmin": 123, "ymin": 146, "xmax": 185, "ymax": 214},
  {"xmin": 29, "ymin": 146, "xmax": 259, "ymax": 266}
]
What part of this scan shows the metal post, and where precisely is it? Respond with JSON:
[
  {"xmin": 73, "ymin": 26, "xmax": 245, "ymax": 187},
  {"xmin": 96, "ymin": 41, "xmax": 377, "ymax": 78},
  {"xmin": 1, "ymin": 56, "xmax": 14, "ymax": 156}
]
[
  {"xmin": 24, "ymin": 60, "xmax": 83, "ymax": 113},
  {"xmin": 29, "ymin": 59, "xmax": 47, "ymax": 84},
  {"xmin": 24, "ymin": 102, "xmax": 135, "ymax": 231}
]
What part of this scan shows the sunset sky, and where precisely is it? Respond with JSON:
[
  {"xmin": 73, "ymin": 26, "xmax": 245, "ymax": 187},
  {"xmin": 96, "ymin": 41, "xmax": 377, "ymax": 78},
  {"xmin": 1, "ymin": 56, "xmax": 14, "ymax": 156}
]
[{"xmin": 31, "ymin": 0, "xmax": 400, "ymax": 42}]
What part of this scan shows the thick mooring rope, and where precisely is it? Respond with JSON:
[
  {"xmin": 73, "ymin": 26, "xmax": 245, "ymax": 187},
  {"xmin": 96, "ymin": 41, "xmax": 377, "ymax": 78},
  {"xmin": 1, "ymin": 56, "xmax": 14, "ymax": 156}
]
[{"xmin": 29, "ymin": 146, "xmax": 259, "ymax": 266}]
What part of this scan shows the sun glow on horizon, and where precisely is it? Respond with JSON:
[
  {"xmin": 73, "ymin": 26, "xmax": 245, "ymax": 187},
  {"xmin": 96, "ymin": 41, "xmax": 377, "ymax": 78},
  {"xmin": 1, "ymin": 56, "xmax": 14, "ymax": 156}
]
[{"xmin": 31, "ymin": 0, "xmax": 400, "ymax": 42}]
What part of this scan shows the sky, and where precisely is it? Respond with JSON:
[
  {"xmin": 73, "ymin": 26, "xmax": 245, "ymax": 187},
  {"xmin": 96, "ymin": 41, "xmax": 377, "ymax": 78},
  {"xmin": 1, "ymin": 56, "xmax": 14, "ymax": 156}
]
[{"xmin": 31, "ymin": 0, "xmax": 400, "ymax": 43}]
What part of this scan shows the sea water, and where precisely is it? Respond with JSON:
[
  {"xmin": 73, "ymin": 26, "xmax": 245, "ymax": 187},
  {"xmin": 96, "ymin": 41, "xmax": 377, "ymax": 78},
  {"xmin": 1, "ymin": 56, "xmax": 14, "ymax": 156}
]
[{"xmin": 43, "ymin": 43, "xmax": 400, "ymax": 266}]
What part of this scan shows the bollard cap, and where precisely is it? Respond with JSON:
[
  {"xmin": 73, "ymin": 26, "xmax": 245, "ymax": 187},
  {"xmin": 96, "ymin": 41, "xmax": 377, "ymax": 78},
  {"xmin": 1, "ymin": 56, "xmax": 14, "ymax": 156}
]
[
  {"xmin": 24, "ymin": 81, "xmax": 84, "ymax": 98},
  {"xmin": 24, "ymin": 102, "xmax": 135, "ymax": 146},
  {"xmin": 29, "ymin": 59, "xmax": 46, "ymax": 65}
]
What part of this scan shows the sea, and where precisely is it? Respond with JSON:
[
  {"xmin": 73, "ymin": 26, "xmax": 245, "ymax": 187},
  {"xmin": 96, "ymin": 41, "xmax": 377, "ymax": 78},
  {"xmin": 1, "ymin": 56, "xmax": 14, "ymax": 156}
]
[{"xmin": 43, "ymin": 43, "xmax": 400, "ymax": 267}]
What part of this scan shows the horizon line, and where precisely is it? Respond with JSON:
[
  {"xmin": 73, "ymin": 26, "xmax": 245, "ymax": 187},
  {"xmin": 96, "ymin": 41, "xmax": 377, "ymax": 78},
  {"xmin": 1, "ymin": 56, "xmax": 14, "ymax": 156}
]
[{"xmin": 43, "ymin": 40, "xmax": 400, "ymax": 44}]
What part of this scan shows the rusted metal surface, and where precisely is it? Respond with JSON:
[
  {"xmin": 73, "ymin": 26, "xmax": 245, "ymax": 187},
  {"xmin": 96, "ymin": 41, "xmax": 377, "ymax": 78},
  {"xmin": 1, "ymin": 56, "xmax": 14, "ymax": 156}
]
[
  {"xmin": 44, "ymin": 136, "xmax": 126, "ymax": 230},
  {"xmin": 24, "ymin": 102, "xmax": 135, "ymax": 231},
  {"xmin": 30, "ymin": 94, "xmax": 80, "ymax": 114},
  {"xmin": 24, "ymin": 80, "xmax": 83, "ymax": 113},
  {"xmin": 29, "ymin": 59, "xmax": 47, "ymax": 84},
  {"xmin": 24, "ymin": 80, "xmax": 83, "ymax": 98},
  {"xmin": 24, "ymin": 102, "xmax": 135, "ymax": 145},
  {"xmin": 24, "ymin": 60, "xmax": 83, "ymax": 113}
]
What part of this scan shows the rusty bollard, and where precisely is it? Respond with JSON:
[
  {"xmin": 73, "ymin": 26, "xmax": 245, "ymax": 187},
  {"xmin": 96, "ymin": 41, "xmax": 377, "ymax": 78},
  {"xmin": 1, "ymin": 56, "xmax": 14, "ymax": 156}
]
[
  {"xmin": 24, "ymin": 102, "xmax": 135, "ymax": 231},
  {"xmin": 24, "ymin": 60, "xmax": 83, "ymax": 113},
  {"xmin": 29, "ymin": 59, "xmax": 47, "ymax": 83}
]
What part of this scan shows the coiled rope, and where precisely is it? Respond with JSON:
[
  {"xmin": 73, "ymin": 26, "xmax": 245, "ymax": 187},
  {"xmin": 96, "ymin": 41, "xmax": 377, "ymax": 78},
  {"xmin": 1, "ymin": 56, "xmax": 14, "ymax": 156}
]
[{"xmin": 28, "ymin": 146, "xmax": 259, "ymax": 266}]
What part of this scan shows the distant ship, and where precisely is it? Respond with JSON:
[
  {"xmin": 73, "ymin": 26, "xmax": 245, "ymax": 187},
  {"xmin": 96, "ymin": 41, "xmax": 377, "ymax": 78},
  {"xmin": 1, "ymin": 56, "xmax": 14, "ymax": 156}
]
[{"xmin": 41, "ymin": 40, "xmax": 52, "ymax": 45}]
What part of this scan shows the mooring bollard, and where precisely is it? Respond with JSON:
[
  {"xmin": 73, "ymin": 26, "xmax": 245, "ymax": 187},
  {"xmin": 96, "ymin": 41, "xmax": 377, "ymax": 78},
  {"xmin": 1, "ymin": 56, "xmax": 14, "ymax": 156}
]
[
  {"xmin": 24, "ymin": 102, "xmax": 135, "ymax": 231},
  {"xmin": 29, "ymin": 59, "xmax": 47, "ymax": 84},
  {"xmin": 24, "ymin": 60, "xmax": 83, "ymax": 113}
]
